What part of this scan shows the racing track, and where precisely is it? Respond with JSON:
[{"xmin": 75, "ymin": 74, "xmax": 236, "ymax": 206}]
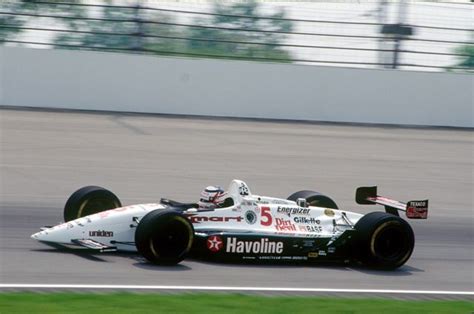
[{"xmin": 0, "ymin": 108, "xmax": 472, "ymax": 298}]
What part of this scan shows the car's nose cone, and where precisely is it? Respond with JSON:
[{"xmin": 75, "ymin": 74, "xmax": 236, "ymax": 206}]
[
  {"xmin": 31, "ymin": 230, "xmax": 48, "ymax": 241},
  {"xmin": 31, "ymin": 229, "xmax": 57, "ymax": 242},
  {"xmin": 30, "ymin": 223, "xmax": 73, "ymax": 243}
]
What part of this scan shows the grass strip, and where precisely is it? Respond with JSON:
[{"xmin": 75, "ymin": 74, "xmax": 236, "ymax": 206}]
[{"xmin": 0, "ymin": 292, "xmax": 472, "ymax": 314}]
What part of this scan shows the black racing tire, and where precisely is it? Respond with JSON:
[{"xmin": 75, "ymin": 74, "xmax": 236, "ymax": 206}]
[
  {"xmin": 135, "ymin": 209, "xmax": 194, "ymax": 265},
  {"xmin": 354, "ymin": 212, "xmax": 415, "ymax": 270},
  {"xmin": 64, "ymin": 186, "xmax": 122, "ymax": 222},
  {"xmin": 287, "ymin": 190, "xmax": 339, "ymax": 209}
]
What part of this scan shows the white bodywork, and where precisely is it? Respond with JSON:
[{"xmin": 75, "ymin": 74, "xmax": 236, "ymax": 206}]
[{"xmin": 31, "ymin": 180, "xmax": 363, "ymax": 251}]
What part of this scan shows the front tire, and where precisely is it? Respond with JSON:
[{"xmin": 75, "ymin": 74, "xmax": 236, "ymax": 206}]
[
  {"xmin": 354, "ymin": 212, "xmax": 415, "ymax": 270},
  {"xmin": 287, "ymin": 190, "xmax": 338, "ymax": 209},
  {"xmin": 64, "ymin": 186, "xmax": 121, "ymax": 222},
  {"xmin": 135, "ymin": 209, "xmax": 194, "ymax": 265}
]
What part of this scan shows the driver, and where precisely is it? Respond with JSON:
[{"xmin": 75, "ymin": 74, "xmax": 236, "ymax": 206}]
[{"xmin": 198, "ymin": 186, "xmax": 230, "ymax": 210}]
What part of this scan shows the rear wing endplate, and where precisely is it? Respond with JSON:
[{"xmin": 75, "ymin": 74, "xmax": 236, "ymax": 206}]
[{"xmin": 356, "ymin": 186, "xmax": 428, "ymax": 219}]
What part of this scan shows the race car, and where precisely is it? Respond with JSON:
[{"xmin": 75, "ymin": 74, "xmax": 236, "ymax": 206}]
[{"xmin": 31, "ymin": 180, "xmax": 428, "ymax": 270}]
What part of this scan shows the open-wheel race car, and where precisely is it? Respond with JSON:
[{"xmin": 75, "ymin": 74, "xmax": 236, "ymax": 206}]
[{"xmin": 31, "ymin": 180, "xmax": 428, "ymax": 270}]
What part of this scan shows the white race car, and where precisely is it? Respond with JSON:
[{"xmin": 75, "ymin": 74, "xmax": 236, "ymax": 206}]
[{"xmin": 31, "ymin": 180, "xmax": 428, "ymax": 269}]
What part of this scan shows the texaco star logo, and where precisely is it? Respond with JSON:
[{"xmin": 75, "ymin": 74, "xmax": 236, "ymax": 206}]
[{"xmin": 206, "ymin": 235, "xmax": 223, "ymax": 252}]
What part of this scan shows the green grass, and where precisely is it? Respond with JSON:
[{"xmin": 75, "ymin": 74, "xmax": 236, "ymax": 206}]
[{"xmin": 0, "ymin": 293, "xmax": 472, "ymax": 314}]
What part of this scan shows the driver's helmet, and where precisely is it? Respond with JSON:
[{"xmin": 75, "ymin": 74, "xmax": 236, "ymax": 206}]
[{"xmin": 198, "ymin": 186, "xmax": 227, "ymax": 210}]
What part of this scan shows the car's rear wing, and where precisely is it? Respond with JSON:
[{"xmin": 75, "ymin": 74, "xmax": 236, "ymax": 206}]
[{"xmin": 356, "ymin": 186, "xmax": 428, "ymax": 219}]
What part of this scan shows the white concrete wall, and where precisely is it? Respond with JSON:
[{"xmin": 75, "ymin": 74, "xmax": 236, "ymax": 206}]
[{"xmin": 1, "ymin": 47, "xmax": 472, "ymax": 127}]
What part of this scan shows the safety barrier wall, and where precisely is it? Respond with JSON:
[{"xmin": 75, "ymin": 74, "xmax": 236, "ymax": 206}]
[{"xmin": 1, "ymin": 47, "xmax": 472, "ymax": 127}]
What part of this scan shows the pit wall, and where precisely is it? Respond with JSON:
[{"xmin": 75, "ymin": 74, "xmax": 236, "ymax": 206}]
[{"xmin": 1, "ymin": 47, "xmax": 472, "ymax": 127}]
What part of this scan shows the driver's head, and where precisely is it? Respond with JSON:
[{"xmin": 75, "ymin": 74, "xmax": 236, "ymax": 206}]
[{"xmin": 198, "ymin": 186, "xmax": 226, "ymax": 210}]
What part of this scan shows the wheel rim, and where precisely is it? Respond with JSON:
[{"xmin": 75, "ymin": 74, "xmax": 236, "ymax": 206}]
[
  {"xmin": 149, "ymin": 217, "xmax": 193, "ymax": 260},
  {"xmin": 77, "ymin": 198, "xmax": 120, "ymax": 218},
  {"xmin": 372, "ymin": 223, "xmax": 409, "ymax": 261}
]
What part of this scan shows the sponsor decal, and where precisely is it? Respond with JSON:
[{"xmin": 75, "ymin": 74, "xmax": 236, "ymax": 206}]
[
  {"xmin": 255, "ymin": 198, "xmax": 290, "ymax": 205},
  {"xmin": 303, "ymin": 240, "xmax": 315, "ymax": 247},
  {"xmin": 186, "ymin": 214, "xmax": 243, "ymax": 224},
  {"xmin": 239, "ymin": 183, "xmax": 249, "ymax": 196},
  {"xmin": 206, "ymin": 235, "xmax": 223, "ymax": 252},
  {"xmin": 99, "ymin": 211, "xmax": 111, "ymax": 219},
  {"xmin": 232, "ymin": 205, "xmax": 242, "ymax": 211},
  {"xmin": 407, "ymin": 206, "xmax": 428, "ymax": 219},
  {"xmin": 406, "ymin": 200, "xmax": 428, "ymax": 219},
  {"xmin": 273, "ymin": 199, "xmax": 292, "ymax": 205},
  {"xmin": 318, "ymin": 250, "xmax": 327, "ymax": 256},
  {"xmin": 282, "ymin": 256, "xmax": 307, "ymax": 260},
  {"xmin": 308, "ymin": 252, "xmax": 318, "ymax": 258},
  {"xmin": 113, "ymin": 206, "xmax": 129, "ymax": 212},
  {"xmin": 277, "ymin": 206, "xmax": 311, "ymax": 217},
  {"xmin": 89, "ymin": 230, "xmax": 114, "ymax": 237},
  {"xmin": 66, "ymin": 223, "xmax": 74, "ymax": 229},
  {"xmin": 226, "ymin": 237, "xmax": 284, "ymax": 254},
  {"xmin": 259, "ymin": 256, "xmax": 308, "ymax": 261},
  {"xmin": 245, "ymin": 210, "xmax": 257, "ymax": 225},
  {"xmin": 258, "ymin": 256, "xmax": 281, "ymax": 260},
  {"xmin": 328, "ymin": 247, "xmax": 336, "ymax": 253},
  {"xmin": 54, "ymin": 223, "xmax": 66, "ymax": 230},
  {"xmin": 298, "ymin": 225, "xmax": 323, "ymax": 233},
  {"xmin": 242, "ymin": 200, "xmax": 256, "ymax": 206},
  {"xmin": 275, "ymin": 218, "xmax": 297, "ymax": 231},
  {"xmin": 408, "ymin": 201, "xmax": 427, "ymax": 207},
  {"xmin": 256, "ymin": 199, "xmax": 288, "ymax": 205},
  {"xmin": 255, "ymin": 198, "xmax": 269, "ymax": 204},
  {"xmin": 324, "ymin": 209, "xmax": 335, "ymax": 217},
  {"xmin": 242, "ymin": 256, "xmax": 256, "ymax": 260},
  {"xmin": 293, "ymin": 217, "xmax": 320, "ymax": 224}
]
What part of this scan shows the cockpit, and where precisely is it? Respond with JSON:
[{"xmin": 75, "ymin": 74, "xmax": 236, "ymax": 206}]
[{"xmin": 160, "ymin": 180, "xmax": 250, "ymax": 211}]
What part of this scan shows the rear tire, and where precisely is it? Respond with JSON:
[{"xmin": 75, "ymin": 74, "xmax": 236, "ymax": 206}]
[
  {"xmin": 135, "ymin": 209, "xmax": 194, "ymax": 265},
  {"xmin": 287, "ymin": 190, "xmax": 338, "ymax": 209},
  {"xmin": 354, "ymin": 212, "xmax": 414, "ymax": 270},
  {"xmin": 64, "ymin": 186, "xmax": 121, "ymax": 222}
]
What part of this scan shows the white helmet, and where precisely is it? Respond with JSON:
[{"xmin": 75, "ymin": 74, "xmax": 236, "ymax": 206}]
[{"xmin": 198, "ymin": 186, "xmax": 227, "ymax": 210}]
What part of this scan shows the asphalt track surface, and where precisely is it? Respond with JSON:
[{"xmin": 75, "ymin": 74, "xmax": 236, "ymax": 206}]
[{"xmin": 0, "ymin": 108, "xmax": 472, "ymax": 299}]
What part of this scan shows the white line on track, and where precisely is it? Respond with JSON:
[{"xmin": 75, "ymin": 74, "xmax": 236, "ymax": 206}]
[{"xmin": 0, "ymin": 284, "xmax": 473, "ymax": 295}]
